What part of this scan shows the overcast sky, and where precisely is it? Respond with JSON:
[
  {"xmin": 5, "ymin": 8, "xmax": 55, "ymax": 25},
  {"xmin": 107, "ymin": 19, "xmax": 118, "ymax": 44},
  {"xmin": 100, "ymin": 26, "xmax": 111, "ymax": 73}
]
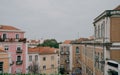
[{"xmin": 0, "ymin": 0, "xmax": 120, "ymax": 41}]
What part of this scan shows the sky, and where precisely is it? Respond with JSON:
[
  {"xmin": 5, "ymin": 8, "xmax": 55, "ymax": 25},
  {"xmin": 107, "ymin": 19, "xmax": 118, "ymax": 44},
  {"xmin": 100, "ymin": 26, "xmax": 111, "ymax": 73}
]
[{"xmin": 0, "ymin": 0, "xmax": 120, "ymax": 42}]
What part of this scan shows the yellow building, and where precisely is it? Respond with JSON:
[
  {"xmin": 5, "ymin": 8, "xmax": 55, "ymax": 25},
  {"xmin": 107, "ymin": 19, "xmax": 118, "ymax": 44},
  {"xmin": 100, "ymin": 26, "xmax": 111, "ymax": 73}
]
[{"xmin": 0, "ymin": 48, "xmax": 10, "ymax": 73}]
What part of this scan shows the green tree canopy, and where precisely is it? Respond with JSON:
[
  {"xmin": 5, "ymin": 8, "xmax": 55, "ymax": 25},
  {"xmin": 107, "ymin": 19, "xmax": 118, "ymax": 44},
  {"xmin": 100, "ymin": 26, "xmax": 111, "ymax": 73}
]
[{"xmin": 37, "ymin": 39, "xmax": 59, "ymax": 48}]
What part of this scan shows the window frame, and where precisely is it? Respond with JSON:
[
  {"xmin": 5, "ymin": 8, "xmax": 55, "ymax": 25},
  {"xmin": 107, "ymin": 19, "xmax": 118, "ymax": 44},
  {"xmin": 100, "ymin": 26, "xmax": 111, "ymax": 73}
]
[{"xmin": 76, "ymin": 47, "xmax": 80, "ymax": 54}]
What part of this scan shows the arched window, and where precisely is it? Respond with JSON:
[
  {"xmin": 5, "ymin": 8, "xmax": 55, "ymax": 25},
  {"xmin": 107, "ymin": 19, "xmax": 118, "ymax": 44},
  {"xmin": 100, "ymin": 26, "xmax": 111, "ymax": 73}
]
[{"xmin": 76, "ymin": 47, "xmax": 80, "ymax": 54}]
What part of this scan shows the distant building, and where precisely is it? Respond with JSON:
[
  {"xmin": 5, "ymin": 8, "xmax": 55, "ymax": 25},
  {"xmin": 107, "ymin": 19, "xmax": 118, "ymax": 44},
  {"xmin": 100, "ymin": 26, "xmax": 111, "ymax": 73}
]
[
  {"xmin": 0, "ymin": 25, "xmax": 27, "ymax": 74},
  {"xmin": 28, "ymin": 47, "xmax": 58, "ymax": 74},
  {"xmin": 59, "ymin": 40, "xmax": 83, "ymax": 75},
  {"xmin": 27, "ymin": 40, "xmax": 40, "ymax": 48},
  {"xmin": 59, "ymin": 40, "xmax": 73, "ymax": 74}
]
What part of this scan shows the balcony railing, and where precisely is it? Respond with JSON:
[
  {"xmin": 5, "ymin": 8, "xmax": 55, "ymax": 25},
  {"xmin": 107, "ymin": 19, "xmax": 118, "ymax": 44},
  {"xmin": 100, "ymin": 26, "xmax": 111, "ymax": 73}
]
[
  {"xmin": 16, "ymin": 50, "xmax": 22, "ymax": 53},
  {"xmin": 65, "ymin": 51, "xmax": 69, "ymax": 55},
  {"xmin": 60, "ymin": 51, "xmax": 64, "ymax": 55},
  {"xmin": 0, "ymin": 38, "xmax": 26, "ymax": 43},
  {"xmin": 16, "ymin": 60, "xmax": 23, "ymax": 65},
  {"xmin": 60, "ymin": 51, "xmax": 69, "ymax": 55},
  {"xmin": 65, "ymin": 59, "xmax": 70, "ymax": 63}
]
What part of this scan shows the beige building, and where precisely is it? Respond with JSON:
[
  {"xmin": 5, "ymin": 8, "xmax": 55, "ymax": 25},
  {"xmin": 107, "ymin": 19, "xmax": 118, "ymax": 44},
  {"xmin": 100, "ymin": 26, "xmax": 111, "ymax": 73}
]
[
  {"xmin": 28, "ymin": 47, "xmax": 58, "ymax": 75},
  {"xmin": 93, "ymin": 5, "xmax": 120, "ymax": 75},
  {"xmin": 0, "ymin": 48, "xmax": 10, "ymax": 73},
  {"xmin": 59, "ymin": 40, "xmax": 73, "ymax": 74}
]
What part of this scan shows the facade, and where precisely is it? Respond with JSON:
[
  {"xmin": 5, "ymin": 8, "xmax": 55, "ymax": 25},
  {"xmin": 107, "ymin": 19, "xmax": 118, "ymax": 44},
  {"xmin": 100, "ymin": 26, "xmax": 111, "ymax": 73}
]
[
  {"xmin": 0, "ymin": 48, "xmax": 10, "ymax": 73},
  {"xmin": 28, "ymin": 47, "xmax": 58, "ymax": 74},
  {"xmin": 72, "ymin": 44, "xmax": 82, "ymax": 75},
  {"xmin": 27, "ymin": 40, "xmax": 40, "ymax": 48},
  {"xmin": 59, "ymin": 40, "xmax": 72, "ymax": 74},
  {"xmin": 93, "ymin": 5, "xmax": 120, "ymax": 75},
  {"xmin": 0, "ymin": 25, "xmax": 27, "ymax": 74},
  {"xmin": 59, "ymin": 40, "xmax": 82, "ymax": 75},
  {"xmin": 72, "ymin": 5, "xmax": 120, "ymax": 75}
]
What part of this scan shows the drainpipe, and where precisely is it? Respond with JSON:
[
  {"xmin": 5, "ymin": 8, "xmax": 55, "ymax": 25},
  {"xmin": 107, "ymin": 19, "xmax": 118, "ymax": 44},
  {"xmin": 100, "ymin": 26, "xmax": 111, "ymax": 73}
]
[{"xmin": 93, "ymin": 38, "xmax": 95, "ymax": 75}]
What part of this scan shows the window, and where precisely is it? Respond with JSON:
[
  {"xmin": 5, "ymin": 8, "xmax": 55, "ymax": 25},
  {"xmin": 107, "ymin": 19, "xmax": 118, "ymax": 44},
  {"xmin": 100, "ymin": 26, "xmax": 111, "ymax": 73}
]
[
  {"xmin": 61, "ymin": 47, "xmax": 63, "ymax": 51},
  {"xmin": 3, "ymin": 33, "xmax": 7, "ymax": 40},
  {"xmin": 29, "ymin": 56, "xmax": 32, "ymax": 62},
  {"xmin": 51, "ymin": 56, "xmax": 54, "ymax": 60},
  {"xmin": 43, "ymin": 57, "xmax": 46, "ymax": 61},
  {"xmin": 17, "ymin": 46, "xmax": 21, "ymax": 51},
  {"xmin": 107, "ymin": 62, "xmax": 118, "ymax": 68},
  {"xmin": 16, "ymin": 34, "xmax": 19, "ymax": 39},
  {"xmin": 76, "ymin": 47, "xmax": 80, "ymax": 54},
  {"xmin": 17, "ymin": 56, "xmax": 21, "ymax": 61},
  {"xmin": 35, "ymin": 55, "xmax": 38, "ymax": 61},
  {"xmin": 0, "ymin": 62, "xmax": 3, "ymax": 73},
  {"xmin": 43, "ymin": 65, "xmax": 46, "ymax": 70},
  {"xmin": 4, "ymin": 45, "xmax": 9, "ymax": 51},
  {"xmin": 67, "ymin": 46, "xmax": 69, "ymax": 51},
  {"xmin": 51, "ymin": 64, "xmax": 54, "ymax": 69},
  {"xmin": 98, "ymin": 25, "xmax": 100, "ymax": 38},
  {"xmin": 101, "ymin": 22, "xmax": 105, "ymax": 38}
]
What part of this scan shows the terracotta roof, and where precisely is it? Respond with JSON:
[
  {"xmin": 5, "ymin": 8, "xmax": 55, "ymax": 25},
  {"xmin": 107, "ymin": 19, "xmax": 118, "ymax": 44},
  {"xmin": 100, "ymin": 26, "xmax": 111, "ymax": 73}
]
[
  {"xmin": 0, "ymin": 25, "xmax": 20, "ymax": 30},
  {"xmin": 28, "ymin": 47, "xmax": 57, "ymax": 54},
  {"xmin": 63, "ymin": 40, "xmax": 72, "ymax": 44},
  {"xmin": 114, "ymin": 5, "xmax": 120, "ymax": 10},
  {"xmin": 71, "ymin": 38, "xmax": 90, "ymax": 43}
]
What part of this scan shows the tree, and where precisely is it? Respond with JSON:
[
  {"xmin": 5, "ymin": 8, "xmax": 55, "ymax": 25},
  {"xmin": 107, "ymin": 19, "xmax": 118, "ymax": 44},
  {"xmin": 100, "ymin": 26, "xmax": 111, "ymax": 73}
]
[
  {"xmin": 28, "ymin": 61, "xmax": 40, "ymax": 74},
  {"xmin": 37, "ymin": 39, "xmax": 59, "ymax": 48}
]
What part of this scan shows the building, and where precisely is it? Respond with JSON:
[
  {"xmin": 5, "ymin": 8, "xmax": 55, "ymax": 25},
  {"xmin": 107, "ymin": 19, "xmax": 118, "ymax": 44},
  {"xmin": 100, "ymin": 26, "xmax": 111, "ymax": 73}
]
[
  {"xmin": 59, "ymin": 40, "xmax": 73, "ymax": 74},
  {"xmin": 27, "ymin": 40, "xmax": 40, "ymax": 48},
  {"xmin": 0, "ymin": 25, "xmax": 27, "ymax": 74},
  {"xmin": 93, "ymin": 5, "xmax": 120, "ymax": 75},
  {"xmin": 28, "ymin": 47, "xmax": 58, "ymax": 74},
  {"xmin": 59, "ymin": 40, "xmax": 83, "ymax": 75},
  {"xmin": 71, "ymin": 38, "xmax": 92, "ymax": 75},
  {"xmin": 0, "ymin": 47, "xmax": 10, "ymax": 73}
]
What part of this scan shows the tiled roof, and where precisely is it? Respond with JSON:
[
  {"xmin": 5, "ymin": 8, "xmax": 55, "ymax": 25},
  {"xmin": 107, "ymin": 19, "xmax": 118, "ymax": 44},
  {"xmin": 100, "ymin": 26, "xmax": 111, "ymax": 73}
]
[
  {"xmin": 63, "ymin": 40, "xmax": 72, "ymax": 44},
  {"xmin": 71, "ymin": 38, "xmax": 90, "ymax": 43},
  {"xmin": 0, "ymin": 25, "xmax": 20, "ymax": 30},
  {"xmin": 114, "ymin": 5, "xmax": 120, "ymax": 10},
  {"xmin": 28, "ymin": 47, "xmax": 57, "ymax": 54}
]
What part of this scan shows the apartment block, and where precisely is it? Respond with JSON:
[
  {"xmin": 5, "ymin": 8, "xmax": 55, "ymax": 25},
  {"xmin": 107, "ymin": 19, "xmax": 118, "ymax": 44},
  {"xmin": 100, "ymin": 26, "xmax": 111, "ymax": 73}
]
[
  {"xmin": 28, "ymin": 47, "xmax": 58, "ymax": 75},
  {"xmin": 0, "ymin": 25, "xmax": 27, "ymax": 74}
]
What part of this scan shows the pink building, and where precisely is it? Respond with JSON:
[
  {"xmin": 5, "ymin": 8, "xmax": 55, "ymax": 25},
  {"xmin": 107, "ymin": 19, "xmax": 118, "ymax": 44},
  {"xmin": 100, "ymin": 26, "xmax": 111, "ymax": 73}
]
[{"xmin": 0, "ymin": 25, "xmax": 27, "ymax": 74}]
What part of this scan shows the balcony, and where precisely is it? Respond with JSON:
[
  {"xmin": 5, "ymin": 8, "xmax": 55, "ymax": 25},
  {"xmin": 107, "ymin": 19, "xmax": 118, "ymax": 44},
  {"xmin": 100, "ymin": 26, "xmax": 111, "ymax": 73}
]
[
  {"xmin": 0, "ymin": 38, "xmax": 26, "ymax": 43},
  {"xmin": 16, "ymin": 50, "xmax": 22, "ymax": 53},
  {"xmin": 60, "ymin": 51, "xmax": 64, "ymax": 55},
  {"xmin": 65, "ymin": 51, "xmax": 69, "ymax": 55},
  {"xmin": 65, "ymin": 59, "xmax": 70, "ymax": 63},
  {"xmin": 16, "ymin": 60, "xmax": 23, "ymax": 65}
]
